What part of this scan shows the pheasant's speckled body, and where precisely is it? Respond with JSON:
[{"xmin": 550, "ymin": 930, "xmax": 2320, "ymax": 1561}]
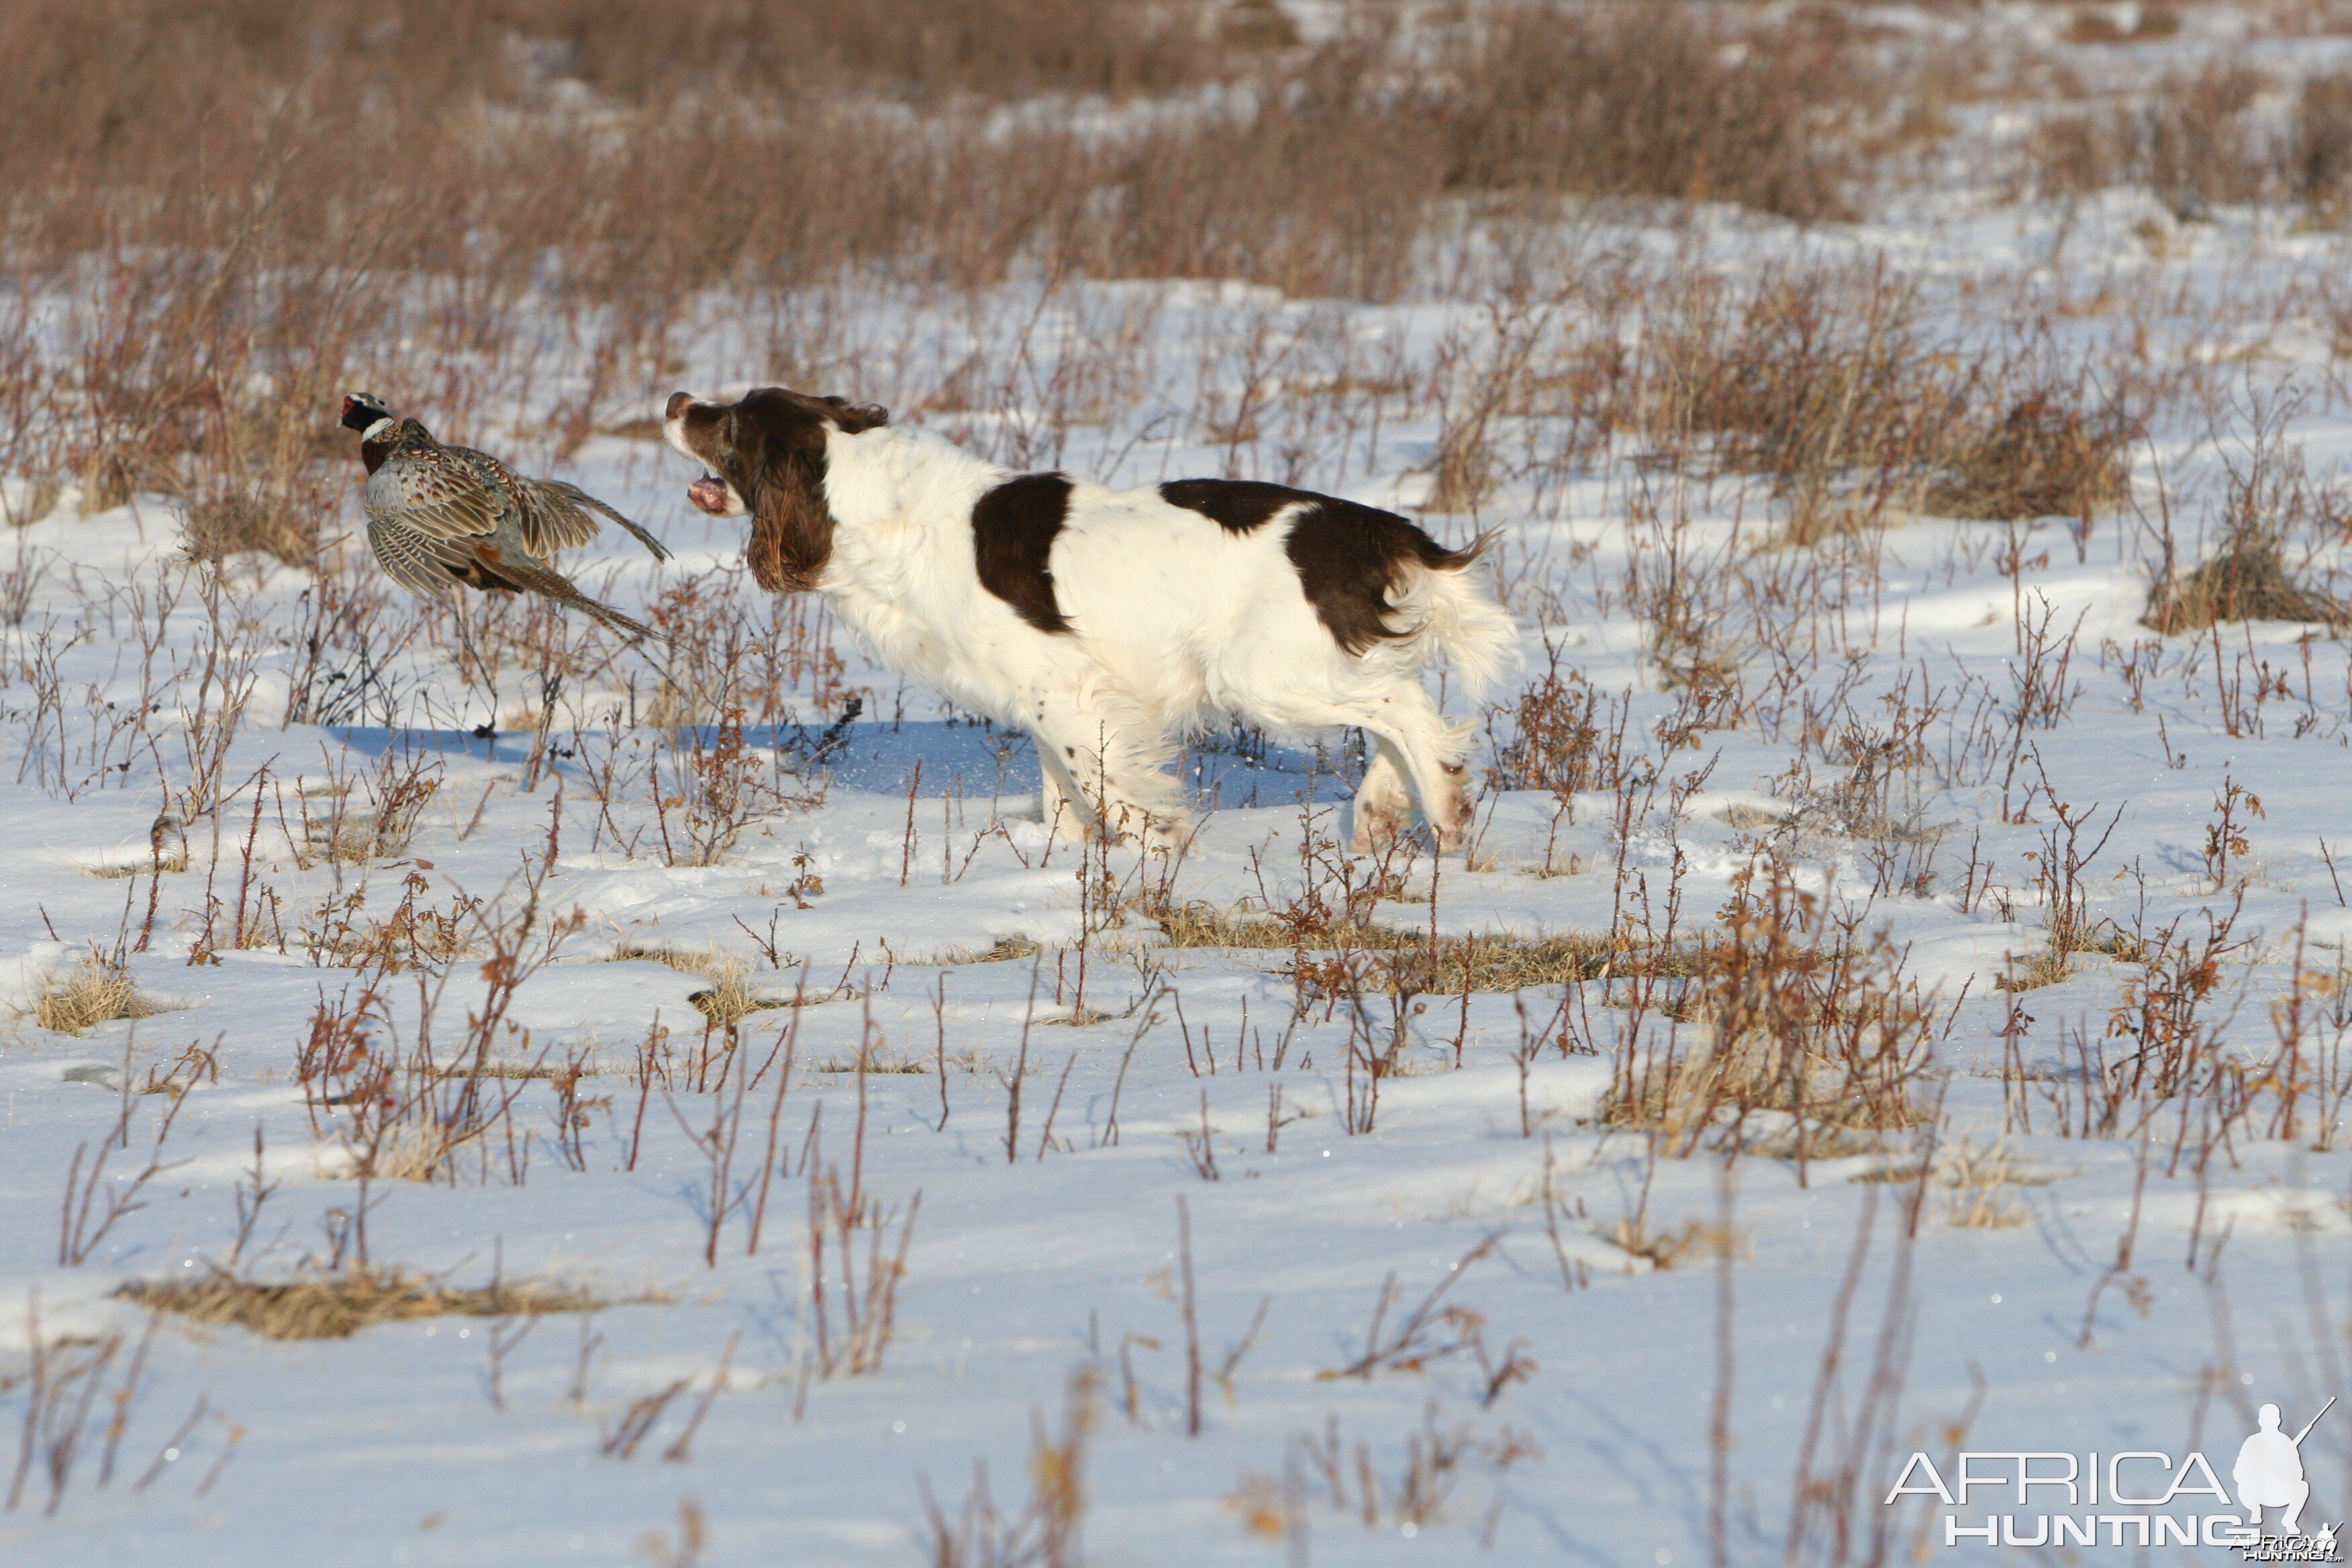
[{"xmin": 341, "ymin": 394, "xmax": 669, "ymax": 642}]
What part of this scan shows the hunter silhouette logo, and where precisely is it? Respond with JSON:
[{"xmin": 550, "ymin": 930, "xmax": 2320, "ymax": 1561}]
[
  {"xmin": 1883, "ymin": 1396, "xmax": 2340, "ymax": 1554},
  {"xmin": 2236, "ymin": 1399, "xmax": 2331, "ymax": 1537}
]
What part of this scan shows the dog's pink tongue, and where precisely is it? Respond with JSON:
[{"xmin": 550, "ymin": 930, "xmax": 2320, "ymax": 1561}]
[{"xmin": 687, "ymin": 478, "xmax": 731, "ymax": 516}]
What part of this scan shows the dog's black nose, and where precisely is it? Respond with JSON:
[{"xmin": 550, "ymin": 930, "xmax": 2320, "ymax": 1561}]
[{"xmin": 665, "ymin": 391, "xmax": 694, "ymax": 420}]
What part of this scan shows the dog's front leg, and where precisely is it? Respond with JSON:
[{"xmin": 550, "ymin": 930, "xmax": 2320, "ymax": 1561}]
[
  {"xmin": 1026, "ymin": 687, "xmax": 1185, "ymax": 848},
  {"xmin": 1034, "ymin": 742, "xmax": 1092, "ymax": 847}
]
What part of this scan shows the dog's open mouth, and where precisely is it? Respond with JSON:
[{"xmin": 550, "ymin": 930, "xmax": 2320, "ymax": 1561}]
[{"xmin": 687, "ymin": 475, "xmax": 732, "ymax": 516}]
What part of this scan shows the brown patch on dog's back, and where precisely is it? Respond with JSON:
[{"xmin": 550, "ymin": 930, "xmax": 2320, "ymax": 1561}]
[
  {"xmin": 973, "ymin": 473, "xmax": 1075, "ymax": 633},
  {"xmin": 1158, "ymin": 478, "xmax": 1308, "ymax": 533},
  {"xmin": 1166, "ymin": 476, "xmax": 1474, "ymax": 654},
  {"xmin": 1285, "ymin": 498, "xmax": 1473, "ymax": 653}
]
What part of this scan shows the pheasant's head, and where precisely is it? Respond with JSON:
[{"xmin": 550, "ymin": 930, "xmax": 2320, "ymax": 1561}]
[{"xmin": 339, "ymin": 392, "xmax": 395, "ymax": 439}]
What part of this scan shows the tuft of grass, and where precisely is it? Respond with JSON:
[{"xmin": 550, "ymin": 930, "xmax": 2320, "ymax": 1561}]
[
  {"xmin": 1937, "ymin": 1138, "xmax": 2045, "ymax": 1230},
  {"xmin": 2143, "ymin": 536, "xmax": 2348, "ymax": 634},
  {"xmin": 1603, "ymin": 1215, "xmax": 1731, "ymax": 1271},
  {"xmin": 1148, "ymin": 898, "xmax": 1700, "ymax": 995},
  {"xmin": 2061, "ymin": 5, "xmax": 2182, "ymax": 45},
  {"xmin": 1926, "ymin": 389, "xmax": 2135, "ymax": 522},
  {"xmin": 614, "ymin": 945, "xmax": 791, "ymax": 1026},
  {"xmin": 1994, "ymin": 950, "xmax": 2074, "ymax": 993},
  {"xmin": 1145, "ymin": 899, "xmax": 1421, "ymax": 952},
  {"xmin": 33, "ymin": 960, "xmax": 164, "ymax": 1034},
  {"xmin": 119, "ymin": 1264, "xmax": 618, "ymax": 1340},
  {"xmin": 925, "ymin": 934, "xmax": 1043, "ymax": 965}
]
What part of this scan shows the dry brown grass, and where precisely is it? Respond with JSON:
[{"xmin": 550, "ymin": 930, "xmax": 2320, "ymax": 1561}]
[
  {"xmin": 120, "ymin": 1263, "xmax": 615, "ymax": 1340},
  {"xmin": 1994, "ymin": 950, "xmax": 2075, "ymax": 993},
  {"xmin": 2061, "ymin": 5, "xmax": 2183, "ymax": 45},
  {"xmin": 925, "ymin": 935, "xmax": 1044, "ymax": 965},
  {"xmin": 1146, "ymin": 897, "xmax": 1696, "ymax": 995},
  {"xmin": 2032, "ymin": 64, "xmax": 2352, "ymax": 217},
  {"xmin": 1937, "ymin": 1138, "xmax": 2045, "ymax": 1229},
  {"xmin": 1146, "ymin": 899, "xmax": 1421, "ymax": 953},
  {"xmin": 32, "ymin": 959, "xmax": 164, "ymax": 1034},
  {"xmin": 1926, "ymin": 387, "xmax": 2137, "ymax": 522},
  {"xmin": 2144, "ymin": 536, "xmax": 2348, "ymax": 632},
  {"xmin": 614, "ymin": 945, "xmax": 793, "ymax": 1027}
]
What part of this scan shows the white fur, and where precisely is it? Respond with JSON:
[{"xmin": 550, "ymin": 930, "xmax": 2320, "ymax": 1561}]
[{"xmin": 670, "ymin": 409, "xmax": 1519, "ymax": 851}]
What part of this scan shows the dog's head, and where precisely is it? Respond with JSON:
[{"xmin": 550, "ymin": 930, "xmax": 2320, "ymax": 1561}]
[{"xmin": 663, "ymin": 387, "xmax": 889, "ymax": 593}]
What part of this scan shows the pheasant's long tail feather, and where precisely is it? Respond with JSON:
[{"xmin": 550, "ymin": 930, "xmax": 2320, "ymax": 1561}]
[
  {"xmin": 539, "ymin": 481, "xmax": 671, "ymax": 562},
  {"xmin": 500, "ymin": 557, "xmax": 669, "ymax": 646}
]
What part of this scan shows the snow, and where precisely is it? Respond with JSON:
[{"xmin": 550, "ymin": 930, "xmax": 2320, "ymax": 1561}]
[{"xmin": 7, "ymin": 68, "xmax": 2352, "ymax": 1568}]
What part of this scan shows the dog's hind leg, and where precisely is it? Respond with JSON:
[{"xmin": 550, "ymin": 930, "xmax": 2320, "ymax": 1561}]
[
  {"xmin": 1351, "ymin": 740, "xmax": 1417, "ymax": 852},
  {"xmin": 1300, "ymin": 685, "xmax": 1473, "ymax": 853}
]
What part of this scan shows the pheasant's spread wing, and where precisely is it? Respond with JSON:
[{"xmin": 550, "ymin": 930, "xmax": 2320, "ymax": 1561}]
[
  {"xmin": 533, "ymin": 480, "xmax": 671, "ymax": 561},
  {"xmin": 364, "ymin": 449, "xmax": 503, "ymax": 542},
  {"xmin": 511, "ymin": 479, "xmax": 604, "ymax": 558},
  {"xmin": 367, "ymin": 517, "xmax": 467, "ymax": 597}
]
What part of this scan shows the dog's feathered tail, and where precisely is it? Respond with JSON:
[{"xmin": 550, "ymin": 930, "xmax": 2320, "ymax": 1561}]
[{"xmin": 1389, "ymin": 530, "xmax": 1520, "ymax": 701}]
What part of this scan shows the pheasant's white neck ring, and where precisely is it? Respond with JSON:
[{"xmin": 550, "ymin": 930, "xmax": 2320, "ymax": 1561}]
[{"xmin": 362, "ymin": 417, "xmax": 395, "ymax": 443}]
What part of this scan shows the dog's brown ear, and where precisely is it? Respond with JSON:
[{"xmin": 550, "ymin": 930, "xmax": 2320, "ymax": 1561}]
[
  {"xmin": 747, "ymin": 444, "xmax": 834, "ymax": 594},
  {"xmin": 824, "ymin": 396, "xmax": 889, "ymax": 434}
]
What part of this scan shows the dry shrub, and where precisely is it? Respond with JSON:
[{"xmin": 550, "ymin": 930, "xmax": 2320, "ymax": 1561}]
[
  {"xmin": 2293, "ymin": 70, "xmax": 2352, "ymax": 219},
  {"xmin": 0, "ymin": 0, "xmax": 1890, "ymax": 332},
  {"xmin": 2143, "ymin": 536, "xmax": 2347, "ymax": 632},
  {"xmin": 2118, "ymin": 64, "xmax": 2273, "ymax": 212},
  {"xmin": 179, "ymin": 484, "xmax": 317, "ymax": 567},
  {"xmin": 1440, "ymin": 1, "xmax": 1881, "ymax": 223},
  {"xmin": 921, "ymin": 1367, "xmax": 1095, "ymax": 1567},
  {"xmin": 1644, "ymin": 264, "xmax": 1963, "ymax": 534},
  {"xmin": 1485, "ymin": 662, "xmax": 1629, "ymax": 795},
  {"xmin": 119, "ymin": 1263, "xmax": 608, "ymax": 1340},
  {"xmin": 1609, "ymin": 871, "xmax": 1932, "ymax": 1159},
  {"xmin": 644, "ymin": 570, "xmax": 854, "ymax": 729},
  {"xmin": 307, "ymin": 871, "xmax": 481, "ymax": 973},
  {"xmin": 1638, "ymin": 267, "xmax": 2139, "ymax": 528},
  {"xmin": 2026, "ymin": 64, "xmax": 2352, "ymax": 216},
  {"xmin": 32, "ymin": 959, "xmax": 163, "ymax": 1034},
  {"xmin": 1926, "ymin": 386, "xmax": 2137, "ymax": 521},
  {"xmin": 2146, "ymin": 402, "xmax": 2352, "ymax": 634}
]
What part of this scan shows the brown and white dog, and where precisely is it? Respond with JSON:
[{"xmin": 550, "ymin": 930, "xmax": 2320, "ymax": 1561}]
[{"xmin": 665, "ymin": 387, "xmax": 1516, "ymax": 850}]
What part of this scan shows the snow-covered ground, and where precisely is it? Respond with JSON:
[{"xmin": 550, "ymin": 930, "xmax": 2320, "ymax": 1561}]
[{"xmin": 8, "ymin": 46, "xmax": 2352, "ymax": 1568}]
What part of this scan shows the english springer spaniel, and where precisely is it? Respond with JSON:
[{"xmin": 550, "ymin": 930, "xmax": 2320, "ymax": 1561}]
[{"xmin": 664, "ymin": 387, "xmax": 1516, "ymax": 852}]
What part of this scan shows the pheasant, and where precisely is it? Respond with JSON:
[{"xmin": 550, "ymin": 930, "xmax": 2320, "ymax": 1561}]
[{"xmin": 338, "ymin": 393, "xmax": 669, "ymax": 642}]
